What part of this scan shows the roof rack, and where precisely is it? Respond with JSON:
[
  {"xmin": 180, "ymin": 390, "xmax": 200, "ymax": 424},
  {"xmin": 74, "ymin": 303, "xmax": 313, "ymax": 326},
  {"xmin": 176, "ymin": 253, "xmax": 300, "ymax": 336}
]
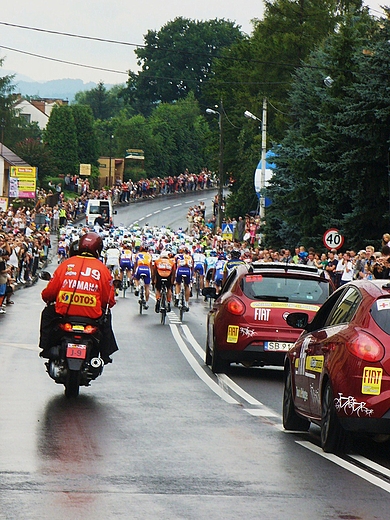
[{"xmin": 249, "ymin": 262, "xmax": 319, "ymax": 274}]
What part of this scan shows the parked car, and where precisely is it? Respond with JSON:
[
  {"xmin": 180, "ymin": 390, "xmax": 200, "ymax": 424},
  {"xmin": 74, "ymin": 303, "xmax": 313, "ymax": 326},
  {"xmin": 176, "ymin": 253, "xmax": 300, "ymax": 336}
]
[
  {"xmin": 283, "ymin": 279, "xmax": 390, "ymax": 453},
  {"xmin": 205, "ymin": 262, "xmax": 333, "ymax": 374}
]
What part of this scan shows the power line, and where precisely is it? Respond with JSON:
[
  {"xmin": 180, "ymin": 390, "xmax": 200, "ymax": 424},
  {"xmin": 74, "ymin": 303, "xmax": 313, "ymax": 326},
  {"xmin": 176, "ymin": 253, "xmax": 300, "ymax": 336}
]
[{"xmin": 0, "ymin": 44, "xmax": 129, "ymax": 75}]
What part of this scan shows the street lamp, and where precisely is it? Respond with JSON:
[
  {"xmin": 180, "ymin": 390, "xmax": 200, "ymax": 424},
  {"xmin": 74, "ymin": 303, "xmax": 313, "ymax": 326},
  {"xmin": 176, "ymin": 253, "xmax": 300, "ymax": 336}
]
[
  {"xmin": 206, "ymin": 102, "xmax": 224, "ymax": 229},
  {"xmin": 244, "ymin": 98, "xmax": 267, "ymax": 221},
  {"xmin": 109, "ymin": 134, "xmax": 114, "ymax": 187}
]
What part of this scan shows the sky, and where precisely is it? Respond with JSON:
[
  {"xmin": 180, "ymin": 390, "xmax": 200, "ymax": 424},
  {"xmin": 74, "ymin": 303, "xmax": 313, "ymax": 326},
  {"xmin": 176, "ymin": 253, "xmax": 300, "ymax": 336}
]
[{"xmin": 0, "ymin": 0, "xmax": 387, "ymax": 86}]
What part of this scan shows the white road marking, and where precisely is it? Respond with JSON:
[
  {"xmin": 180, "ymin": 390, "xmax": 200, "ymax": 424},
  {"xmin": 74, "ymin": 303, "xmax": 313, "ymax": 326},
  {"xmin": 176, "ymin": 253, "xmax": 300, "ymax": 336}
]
[
  {"xmin": 244, "ymin": 408, "xmax": 279, "ymax": 418},
  {"xmin": 296, "ymin": 441, "xmax": 390, "ymax": 494},
  {"xmin": 162, "ymin": 207, "xmax": 171, "ymax": 211},
  {"xmin": 146, "ymin": 213, "xmax": 153, "ymax": 217},
  {"xmin": 170, "ymin": 324, "xmax": 238, "ymax": 404},
  {"xmin": 348, "ymin": 454, "xmax": 390, "ymax": 478},
  {"xmin": 173, "ymin": 203, "xmax": 182, "ymax": 207},
  {"xmin": 154, "ymin": 210, "xmax": 160, "ymax": 214},
  {"xmin": 181, "ymin": 325, "xmax": 265, "ymax": 407},
  {"xmin": 185, "ymin": 200, "xmax": 194, "ymax": 204}
]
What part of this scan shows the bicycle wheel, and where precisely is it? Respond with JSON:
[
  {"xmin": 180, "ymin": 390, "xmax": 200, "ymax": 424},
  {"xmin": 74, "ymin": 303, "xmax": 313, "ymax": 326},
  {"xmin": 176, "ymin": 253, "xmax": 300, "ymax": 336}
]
[
  {"xmin": 122, "ymin": 274, "xmax": 127, "ymax": 298},
  {"xmin": 196, "ymin": 273, "xmax": 200, "ymax": 298},
  {"xmin": 179, "ymin": 288, "xmax": 185, "ymax": 322},
  {"xmin": 160, "ymin": 290, "xmax": 167, "ymax": 325},
  {"xmin": 139, "ymin": 285, "xmax": 144, "ymax": 314}
]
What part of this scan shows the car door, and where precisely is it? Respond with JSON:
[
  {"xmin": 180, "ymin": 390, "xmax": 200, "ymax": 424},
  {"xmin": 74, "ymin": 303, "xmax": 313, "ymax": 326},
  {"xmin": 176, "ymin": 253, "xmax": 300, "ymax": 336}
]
[
  {"xmin": 307, "ymin": 286, "xmax": 362, "ymax": 418},
  {"xmin": 292, "ymin": 289, "xmax": 346, "ymax": 417}
]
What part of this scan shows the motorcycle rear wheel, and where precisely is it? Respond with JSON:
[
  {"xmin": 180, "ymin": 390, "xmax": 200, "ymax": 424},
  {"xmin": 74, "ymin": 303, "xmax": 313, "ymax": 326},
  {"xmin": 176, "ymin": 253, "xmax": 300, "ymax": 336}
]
[{"xmin": 65, "ymin": 369, "xmax": 80, "ymax": 398}]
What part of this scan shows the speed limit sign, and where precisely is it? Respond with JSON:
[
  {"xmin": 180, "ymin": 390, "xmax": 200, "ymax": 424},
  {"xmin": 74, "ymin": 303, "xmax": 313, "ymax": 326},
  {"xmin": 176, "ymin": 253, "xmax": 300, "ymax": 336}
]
[{"xmin": 323, "ymin": 228, "xmax": 344, "ymax": 250}]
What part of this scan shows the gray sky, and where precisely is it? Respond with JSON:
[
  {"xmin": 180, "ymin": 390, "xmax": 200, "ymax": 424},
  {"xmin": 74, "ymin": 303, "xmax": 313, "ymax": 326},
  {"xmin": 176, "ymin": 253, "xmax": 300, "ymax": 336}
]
[{"xmin": 0, "ymin": 0, "xmax": 387, "ymax": 86}]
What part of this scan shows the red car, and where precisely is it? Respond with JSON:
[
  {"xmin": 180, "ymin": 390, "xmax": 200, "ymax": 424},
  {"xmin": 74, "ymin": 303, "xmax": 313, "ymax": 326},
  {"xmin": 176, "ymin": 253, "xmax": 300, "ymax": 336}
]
[
  {"xmin": 283, "ymin": 279, "xmax": 390, "ymax": 453},
  {"xmin": 205, "ymin": 262, "xmax": 333, "ymax": 374}
]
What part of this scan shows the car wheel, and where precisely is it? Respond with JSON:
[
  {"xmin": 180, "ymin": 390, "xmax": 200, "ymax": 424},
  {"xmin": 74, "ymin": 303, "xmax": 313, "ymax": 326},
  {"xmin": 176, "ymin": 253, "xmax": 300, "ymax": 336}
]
[
  {"xmin": 283, "ymin": 366, "xmax": 310, "ymax": 431},
  {"xmin": 321, "ymin": 380, "xmax": 348, "ymax": 453},
  {"xmin": 211, "ymin": 345, "xmax": 229, "ymax": 374}
]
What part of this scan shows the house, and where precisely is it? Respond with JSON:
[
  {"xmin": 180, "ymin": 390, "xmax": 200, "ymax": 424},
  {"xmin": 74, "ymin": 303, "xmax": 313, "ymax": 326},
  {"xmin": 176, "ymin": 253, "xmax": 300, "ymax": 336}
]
[
  {"xmin": 13, "ymin": 95, "xmax": 68, "ymax": 130},
  {"xmin": 98, "ymin": 157, "xmax": 124, "ymax": 188}
]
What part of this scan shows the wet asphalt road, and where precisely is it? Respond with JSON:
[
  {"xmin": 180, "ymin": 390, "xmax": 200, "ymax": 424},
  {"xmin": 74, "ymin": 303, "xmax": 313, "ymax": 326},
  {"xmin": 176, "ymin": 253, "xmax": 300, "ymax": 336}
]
[{"xmin": 1, "ymin": 193, "xmax": 390, "ymax": 519}]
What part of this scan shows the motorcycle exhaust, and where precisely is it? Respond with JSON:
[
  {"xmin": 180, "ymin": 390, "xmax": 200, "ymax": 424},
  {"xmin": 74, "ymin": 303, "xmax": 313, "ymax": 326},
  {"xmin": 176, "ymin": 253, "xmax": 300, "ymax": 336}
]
[{"xmin": 90, "ymin": 357, "xmax": 102, "ymax": 368}]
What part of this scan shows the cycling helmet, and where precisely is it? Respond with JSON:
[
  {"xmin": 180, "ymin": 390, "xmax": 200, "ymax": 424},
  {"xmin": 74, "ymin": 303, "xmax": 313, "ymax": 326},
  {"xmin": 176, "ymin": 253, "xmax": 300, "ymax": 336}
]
[
  {"xmin": 69, "ymin": 239, "xmax": 80, "ymax": 257},
  {"xmin": 78, "ymin": 232, "xmax": 103, "ymax": 258},
  {"xmin": 210, "ymin": 250, "xmax": 218, "ymax": 257},
  {"xmin": 160, "ymin": 250, "xmax": 169, "ymax": 258},
  {"xmin": 218, "ymin": 252, "xmax": 226, "ymax": 260},
  {"xmin": 230, "ymin": 250, "xmax": 241, "ymax": 259}
]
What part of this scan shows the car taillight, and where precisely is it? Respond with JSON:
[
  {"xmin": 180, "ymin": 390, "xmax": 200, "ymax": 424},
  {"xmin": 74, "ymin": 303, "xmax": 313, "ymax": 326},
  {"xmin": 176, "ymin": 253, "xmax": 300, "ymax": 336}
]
[
  {"xmin": 346, "ymin": 332, "xmax": 385, "ymax": 362},
  {"xmin": 226, "ymin": 297, "xmax": 245, "ymax": 316}
]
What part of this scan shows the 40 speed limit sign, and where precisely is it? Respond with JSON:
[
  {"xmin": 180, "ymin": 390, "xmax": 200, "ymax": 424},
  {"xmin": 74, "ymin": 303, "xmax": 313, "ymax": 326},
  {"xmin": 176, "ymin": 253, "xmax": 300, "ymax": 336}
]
[{"xmin": 323, "ymin": 228, "xmax": 344, "ymax": 250}]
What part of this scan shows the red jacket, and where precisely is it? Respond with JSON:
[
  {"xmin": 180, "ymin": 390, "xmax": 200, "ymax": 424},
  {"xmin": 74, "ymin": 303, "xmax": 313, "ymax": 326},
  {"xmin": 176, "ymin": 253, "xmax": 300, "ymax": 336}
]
[{"xmin": 41, "ymin": 255, "xmax": 116, "ymax": 319}]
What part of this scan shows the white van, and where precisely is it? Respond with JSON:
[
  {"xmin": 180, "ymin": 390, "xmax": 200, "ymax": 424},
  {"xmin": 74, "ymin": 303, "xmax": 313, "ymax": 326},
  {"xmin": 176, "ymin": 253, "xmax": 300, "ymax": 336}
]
[{"xmin": 85, "ymin": 199, "xmax": 117, "ymax": 227}]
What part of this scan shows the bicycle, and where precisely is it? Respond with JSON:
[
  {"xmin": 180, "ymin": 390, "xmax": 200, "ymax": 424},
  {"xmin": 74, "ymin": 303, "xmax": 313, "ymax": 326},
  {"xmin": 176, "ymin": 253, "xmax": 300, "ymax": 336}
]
[
  {"xmin": 178, "ymin": 274, "xmax": 189, "ymax": 322},
  {"xmin": 194, "ymin": 270, "xmax": 201, "ymax": 299},
  {"xmin": 122, "ymin": 271, "xmax": 128, "ymax": 298},
  {"xmin": 138, "ymin": 274, "xmax": 147, "ymax": 314},
  {"xmin": 159, "ymin": 278, "xmax": 168, "ymax": 325}
]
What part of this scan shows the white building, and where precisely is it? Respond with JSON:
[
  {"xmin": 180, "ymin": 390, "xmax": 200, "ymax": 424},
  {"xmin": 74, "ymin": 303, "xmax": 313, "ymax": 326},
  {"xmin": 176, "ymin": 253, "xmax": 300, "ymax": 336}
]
[{"xmin": 13, "ymin": 96, "xmax": 68, "ymax": 130}]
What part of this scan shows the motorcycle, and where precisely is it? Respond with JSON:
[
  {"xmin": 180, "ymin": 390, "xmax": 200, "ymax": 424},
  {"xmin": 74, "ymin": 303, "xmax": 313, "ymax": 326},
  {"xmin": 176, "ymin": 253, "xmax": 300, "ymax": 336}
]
[{"xmin": 39, "ymin": 271, "xmax": 106, "ymax": 398}]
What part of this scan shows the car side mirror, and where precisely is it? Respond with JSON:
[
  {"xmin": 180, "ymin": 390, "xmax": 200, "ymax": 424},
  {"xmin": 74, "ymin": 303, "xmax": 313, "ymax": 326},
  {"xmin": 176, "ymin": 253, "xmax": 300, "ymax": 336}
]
[
  {"xmin": 202, "ymin": 287, "xmax": 217, "ymax": 299},
  {"xmin": 286, "ymin": 312, "xmax": 309, "ymax": 329},
  {"xmin": 39, "ymin": 270, "xmax": 52, "ymax": 281},
  {"xmin": 114, "ymin": 210, "xmax": 117, "ymax": 215}
]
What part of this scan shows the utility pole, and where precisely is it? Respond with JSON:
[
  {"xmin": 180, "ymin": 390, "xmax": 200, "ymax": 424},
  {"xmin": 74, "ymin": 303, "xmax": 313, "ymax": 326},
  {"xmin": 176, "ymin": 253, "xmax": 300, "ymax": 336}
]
[{"xmin": 260, "ymin": 97, "xmax": 267, "ymax": 221}]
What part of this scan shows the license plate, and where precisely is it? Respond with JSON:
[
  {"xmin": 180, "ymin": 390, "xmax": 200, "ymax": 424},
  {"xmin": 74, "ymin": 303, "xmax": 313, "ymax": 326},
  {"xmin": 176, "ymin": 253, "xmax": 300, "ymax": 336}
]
[
  {"xmin": 264, "ymin": 341, "xmax": 294, "ymax": 351},
  {"xmin": 66, "ymin": 343, "xmax": 87, "ymax": 359}
]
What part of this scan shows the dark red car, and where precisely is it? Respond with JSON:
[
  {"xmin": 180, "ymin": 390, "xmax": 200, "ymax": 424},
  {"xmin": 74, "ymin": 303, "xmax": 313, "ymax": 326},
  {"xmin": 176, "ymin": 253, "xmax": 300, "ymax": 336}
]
[
  {"xmin": 283, "ymin": 279, "xmax": 390, "ymax": 453},
  {"xmin": 205, "ymin": 262, "xmax": 333, "ymax": 373}
]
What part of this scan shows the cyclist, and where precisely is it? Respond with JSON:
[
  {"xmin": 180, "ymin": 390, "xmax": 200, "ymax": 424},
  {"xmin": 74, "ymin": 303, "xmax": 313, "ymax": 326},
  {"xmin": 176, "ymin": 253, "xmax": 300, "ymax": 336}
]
[
  {"xmin": 152, "ymin": 250, "xmax": 176, "ymax": 313},
  {"xmin": 119, "ymin": 243, "xmax": 134, "ymax": 289},
  {"xmin": 103, "ymin": 241, "xmax": 121, "ymax": 294},
  {"xmin": 222, "ymin": 249, "xmax": 246, "ymax": 284},
  {"xmin": 192, "ymin": 245, "xmax": 206, "ymax": 292},
  {"xmin": 57, "ymin": 235, "xmax": 69, "ymax": 264},
  {"xmin": 134, "ymin": 245, "xmax": 152, "ymax": 310},
  {"xmin": 213, "ymin": 252, "xmax": 227, "ymax": 294},
  {"xmin": 174, "ymin": 246, "xmax": 193, "ymax": 311},
  {"xmin": 204, "ymin": 250, "xmax": 218, "ymax": 291}
]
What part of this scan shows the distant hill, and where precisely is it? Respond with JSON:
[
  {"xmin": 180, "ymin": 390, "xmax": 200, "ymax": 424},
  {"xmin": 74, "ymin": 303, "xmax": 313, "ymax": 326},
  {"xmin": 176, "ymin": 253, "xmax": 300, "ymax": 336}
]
[{"xmin": 10, "ymin": 76, "xmax": 118, "ymax": 102}]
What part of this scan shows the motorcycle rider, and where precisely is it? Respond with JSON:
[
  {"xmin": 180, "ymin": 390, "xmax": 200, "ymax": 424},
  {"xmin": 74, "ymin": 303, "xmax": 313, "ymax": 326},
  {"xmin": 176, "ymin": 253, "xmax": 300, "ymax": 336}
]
[{"xmin": 38, "ymin": 232, "xmax": 118, "ymax": 364}]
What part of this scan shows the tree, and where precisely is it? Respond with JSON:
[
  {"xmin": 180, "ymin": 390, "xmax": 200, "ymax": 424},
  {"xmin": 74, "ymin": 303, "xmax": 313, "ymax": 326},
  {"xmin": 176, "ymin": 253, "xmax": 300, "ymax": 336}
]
[
  {"xmin": 73, "ymin": 82, "xmax": 125, "ymax": 120},
  {"xmin": 44, "ymin": 105, "xmax": 79, "ymax": 175},
  {"xmin": 264, "ymin": 6, "xmax": 382, "ymax": 251},
  {"xmin": 14, "ymin": 138, "xmax": 56, "ymax": 182},
  {"xmin": 71, "ymin": 105, "xmax": 99, "ymax": 165},
  {"xmin": 147, "ymin": 93, "xmax": 211, "ymax": 177},
  {"xmin": 123, "ymin": 17, "xmax": 244, "ymax": 114}
]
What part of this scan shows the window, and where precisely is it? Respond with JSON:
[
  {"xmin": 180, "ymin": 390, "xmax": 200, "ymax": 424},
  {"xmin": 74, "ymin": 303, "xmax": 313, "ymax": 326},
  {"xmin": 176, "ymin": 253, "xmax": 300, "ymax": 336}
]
[
  {"xmin": 371, "ymin": 298, "xmax": 390, "ymax": 335},
  {"xmin": 242, "ymin": 274, "xmax": 330, "ymax": 304},
  {"xmin": 327, "ymin": 287, "xmax": 361, "ymax": 326}
]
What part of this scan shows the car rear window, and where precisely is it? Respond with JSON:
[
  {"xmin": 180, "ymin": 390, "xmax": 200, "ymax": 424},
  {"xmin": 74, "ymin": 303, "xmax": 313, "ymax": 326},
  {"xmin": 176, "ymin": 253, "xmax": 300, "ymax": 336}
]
[
  {"xmin": 371, "ymin": 298, "xmax": 390, "ymax": 335},
  {"xmin": 242, "ymin": 274, "xmax": 330, "ymax": 304}
]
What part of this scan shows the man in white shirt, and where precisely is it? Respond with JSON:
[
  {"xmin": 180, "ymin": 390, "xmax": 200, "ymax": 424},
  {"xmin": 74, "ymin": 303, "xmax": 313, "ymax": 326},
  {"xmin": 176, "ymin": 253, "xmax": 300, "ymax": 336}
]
[{"xmin": 340, "ymin": 252, "xmax": 354, "ymax": 285}]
